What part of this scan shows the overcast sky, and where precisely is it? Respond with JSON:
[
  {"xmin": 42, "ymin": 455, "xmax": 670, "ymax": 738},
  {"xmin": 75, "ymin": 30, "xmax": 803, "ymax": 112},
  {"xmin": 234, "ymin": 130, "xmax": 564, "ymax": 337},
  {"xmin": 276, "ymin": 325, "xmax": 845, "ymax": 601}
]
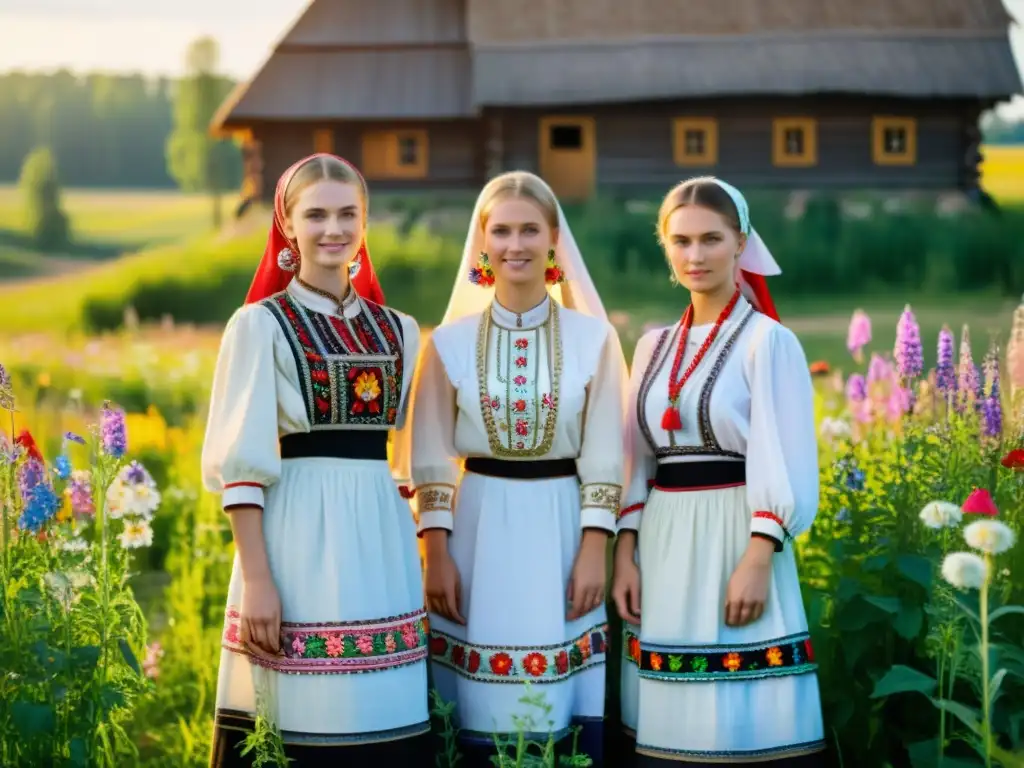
[{"xmin": 1, "ymin": 0, "xmax": 1022, "ymax": 114}]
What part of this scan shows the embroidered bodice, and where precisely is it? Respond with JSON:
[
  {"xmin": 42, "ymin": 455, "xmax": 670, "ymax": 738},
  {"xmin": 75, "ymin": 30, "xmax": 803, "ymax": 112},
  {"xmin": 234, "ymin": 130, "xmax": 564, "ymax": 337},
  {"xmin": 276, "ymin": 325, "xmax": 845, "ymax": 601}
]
[
  {"xmin": 201, "ymin": 280, "xmax": 420, "ymax": 510},
  {"xmin": 408, "ymin": 297, "xmax": 628, "ymax": 534},
  {"xmin": 617, "ymin": 296, "xmax": 820, "ymax": 547}
]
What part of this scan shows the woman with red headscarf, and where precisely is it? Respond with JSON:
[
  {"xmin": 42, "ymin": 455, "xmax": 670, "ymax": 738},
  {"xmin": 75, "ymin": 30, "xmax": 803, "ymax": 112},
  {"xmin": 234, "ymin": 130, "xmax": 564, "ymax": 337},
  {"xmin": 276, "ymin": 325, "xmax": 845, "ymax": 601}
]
[{"xmin": 201, "ymin": 154, "xmax": 430, "ymax": 766}]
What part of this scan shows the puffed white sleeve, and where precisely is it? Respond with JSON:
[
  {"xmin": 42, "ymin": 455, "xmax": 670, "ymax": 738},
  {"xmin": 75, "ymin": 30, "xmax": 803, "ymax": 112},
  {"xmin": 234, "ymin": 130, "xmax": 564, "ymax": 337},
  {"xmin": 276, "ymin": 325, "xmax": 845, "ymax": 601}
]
[
  {"xmin": 409, "ymin": 334, "xmax": 460, "ymax": 535},
  {"xmin": 201, "ymin": 304, "xmax": 281, "ymax": 511},
  {"xmin": 617, "ymin": 330, "xmax": 659, "ymax": 534},
  {"xmin": 388, "ymin": 312, "xmax": 421, "ymax": 497},
  {"xmin": 746, "ymin": 322, "xmax": 820, "ymax": 549},
  {"xmin": 576, "ymin": 323, "xmax": 629, "ymax": 534}
]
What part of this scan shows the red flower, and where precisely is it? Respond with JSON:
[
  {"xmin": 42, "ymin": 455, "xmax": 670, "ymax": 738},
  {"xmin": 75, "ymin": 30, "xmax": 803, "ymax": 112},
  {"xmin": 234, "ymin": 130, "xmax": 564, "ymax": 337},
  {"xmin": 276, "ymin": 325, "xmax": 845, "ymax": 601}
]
[
  {"xmin": 514, "ymin": 375, "xmax": 527, "ymax": 386},
  {"xmin": 809, "ymin": 360, "xmax": 830, "ymax": 376},
  {"xmin": 515, "ymin": 356, "xmax": 527, "ymax": 368},
  {"xmin": 555, "ymin": 650, "xmax": 569, "ymax": 675},
  {"xmin": 514, "ymin": 338, "xmax": 529, "ymax": 350},
  {"xmin": 513, "ymin": 399, "xmax": 527, "ymax": 412},
  {"xmin": 15, "ymin": 430, "xmax": 43, "ymax": 461},
  {"xmin": 523, "ymin": 652, "xmax": 548, "ymax": 677},
  {"xmin": 545, "ymin": 267, "xmax": 562, "ymax": 284},
  {"xmin": 515, "ymin": 420, "xmax": 529, "ymax": 437},
  {"xmin": 311, "ymin": 369, "xmax": 329, "ymax": 384},
  {"xmin": 489, "ymin": 652, "xmax": 513, "ymax": 675},
  {"xmin": 316, "ymin": 396, "xmax": 330, "ymax": 414},
  {"xmin": 467, "ymin": 650, "xmax": 481, "ymax": 674},
  {"xmin": 803, "ymin": 638, "xmax": 815, "ymax": 663},
  {"xmin": 1001, "ymin": 449, "xmax": 1024, "ymax": 470},
  {"xmin": 429, "ymin": 636, "xmax": 448, "ymax": 656},
  {"xmin": 962, "ymin": 488, "xmax": 999, "ymax": 517},
  {"xmin": 451, "ymin": 645, "xmax": 466, "ymax": 668}
]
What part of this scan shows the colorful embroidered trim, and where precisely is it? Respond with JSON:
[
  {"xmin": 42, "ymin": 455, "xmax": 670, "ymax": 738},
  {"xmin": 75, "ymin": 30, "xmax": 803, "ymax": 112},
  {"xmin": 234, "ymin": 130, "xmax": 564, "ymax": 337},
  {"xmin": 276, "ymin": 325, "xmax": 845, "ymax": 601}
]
[
  {"xmin": 416, "ymin": 483, "xmax": 456, "ymax": 514},
  {"xmin": 222, "ymin": 607, "xmax": 429, "ymax": 674},
  {"xmin": 618, "ymin": 502, "xmax": 643, "ymax": 521},
  {"xmin": 224, "ymin": 481, "xmax": 264, "ymax": 488},
  {"xmin": 623, "ymin": 629, "xmax": 816, "ymax": 682},
  {"xmin": 635, "ymin": 738, "xmax": 827, "ymax": 762},
  {"xmin": 753, "ymin": 510, "xmax": 791, "ymax": 537},
  {"xmin": 581, "ymin": 483, "xmax": 622, "ymax": 511},
  {"xmin": 430, "ymin": 623, "xmax": 608, "ymax": 684}
]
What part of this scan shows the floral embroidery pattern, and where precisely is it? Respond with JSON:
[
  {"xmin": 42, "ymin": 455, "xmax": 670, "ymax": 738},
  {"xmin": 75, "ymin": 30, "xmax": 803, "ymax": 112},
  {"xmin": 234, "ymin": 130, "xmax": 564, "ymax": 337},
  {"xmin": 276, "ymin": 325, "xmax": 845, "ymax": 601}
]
[
  {"xmin": 416, "ymin": 483, "xmax": 455, "ymax": 514},
  {"xmin": 623, "ymin": 628, "xmax": 816, "ymax": 682},
  {"xmin": 431, "ymin": 624, "xmax": 608, "ymax": 684},
  {"xmin": 263, "ymin": 293, "xmax": 405, "ymax": 429},
  {"xmin": 580, "ymin": 483, "xmax": 622, "ymax": 511},
  {"xmin": 222, "ymin": 607, "xmax": 428, "ymax": 674}
]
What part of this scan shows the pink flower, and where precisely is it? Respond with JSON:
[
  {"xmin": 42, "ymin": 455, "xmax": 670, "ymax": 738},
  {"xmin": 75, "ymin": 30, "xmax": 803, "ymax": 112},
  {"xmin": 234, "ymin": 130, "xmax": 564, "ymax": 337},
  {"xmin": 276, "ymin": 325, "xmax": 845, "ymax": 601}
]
[
  {"xmin": 847, "ymin": 309, "xmax": 872, "ymax": 362},
  {"xmin": 514, "ymin": 375, "xmax": 527, "ymax": 386},
  {"xmin": 385, "ymin": 635, "xmax": 397, "ymax": 653},
  {"xmin": 143, "ymin": 642, "xmax": 164, "ymax": 679},
  {"xmin": 400, "ymin": 624, "xmax": 419, "ymax": 649},
  {"xmin": 326, "ymin": 635, "xmax": 344, "ymax": 658},
  {"xmin": 962, "ymin": 488, "xmax": 999, "ymax": 517},
  {"xmin": 356, "ymin": 634, "xmax": 374, "ymax": 655},
  {"xmin": 292, "ymin": 635, "xmax": 306, "ymax": 656},
  {"xmin": 225, "ymin": 622, "xmax": 240, "ymax": 644}
]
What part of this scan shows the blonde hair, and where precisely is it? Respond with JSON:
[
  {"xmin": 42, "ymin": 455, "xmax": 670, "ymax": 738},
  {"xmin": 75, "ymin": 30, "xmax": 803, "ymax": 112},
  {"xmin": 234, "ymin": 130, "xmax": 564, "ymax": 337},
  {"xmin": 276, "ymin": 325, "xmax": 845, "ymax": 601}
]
[
  {"xmin": 657, "ymin": 176, "xmax": 742, "ymax": 245},
  {"xmin": 478, "ymin": 171, "xmax": 560, "ymax": 230},
  {"xmin": 282, "ymin": 156, "xmax": 366, "ymax": 217}
]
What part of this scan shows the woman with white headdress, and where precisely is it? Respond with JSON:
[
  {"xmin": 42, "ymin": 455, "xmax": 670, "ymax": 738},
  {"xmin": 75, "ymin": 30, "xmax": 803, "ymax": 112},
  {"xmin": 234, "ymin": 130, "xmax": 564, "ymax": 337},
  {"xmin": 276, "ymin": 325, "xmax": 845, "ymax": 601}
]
[
  {"xmin": 612, "ymin": 177, "xmax": 825, "ymax": 766},
  {"xmin": 406, "ymin": 170, "xmax": 628, "ymax": 766}
]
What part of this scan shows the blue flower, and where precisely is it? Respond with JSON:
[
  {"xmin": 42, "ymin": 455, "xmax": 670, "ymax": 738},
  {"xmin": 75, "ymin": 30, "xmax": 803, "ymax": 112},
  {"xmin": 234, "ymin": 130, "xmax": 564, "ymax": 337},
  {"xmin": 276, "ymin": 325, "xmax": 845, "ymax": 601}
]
[
  {"xmin": 54, "ymin": 454, "xmax": 72, "ymax": 480},
  {"xmin": 19, "ymin": 483, "xmax": 60, "ymax": 532},
  {"xmin": 63, "ymin": 431, "xmax": 86, "ymax": 446}
]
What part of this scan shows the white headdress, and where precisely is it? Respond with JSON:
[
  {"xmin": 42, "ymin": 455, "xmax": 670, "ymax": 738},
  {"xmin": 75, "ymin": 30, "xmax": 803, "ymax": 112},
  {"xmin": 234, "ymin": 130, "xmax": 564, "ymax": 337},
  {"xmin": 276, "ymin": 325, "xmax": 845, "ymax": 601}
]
[{"xmin": 440, "ymin": 173, "xmax": 609, "ymax": 325}]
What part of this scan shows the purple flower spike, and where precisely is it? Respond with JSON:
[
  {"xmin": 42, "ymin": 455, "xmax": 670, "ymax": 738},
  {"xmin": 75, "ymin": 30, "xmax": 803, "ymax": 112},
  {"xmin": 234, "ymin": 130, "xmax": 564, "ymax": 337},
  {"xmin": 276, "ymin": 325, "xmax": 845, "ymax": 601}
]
[
  {"xmin": 935, "ymin": 325, "xmax": 956, "ymax": 394},
  {"xmin": 63, "ymin": 431, "xmax": 86, "ymax": 445},
  {"xmin": 894, "ymin": 304, "xmax": 923, "ymax": 380},
  {"xmin": 957, "ymin": 325, "xmax": 981, "ymax": 409},
  {"xmin": 867, "ymin": 354, "xmax": 892, "ymax": 386},
  {"xmin": 982, "ymin": 343, "xmax": 1003, "ymax": 437},
  {"xmin": 845, "ymin": 374, "xmax": 867, "ymax": 403},
  {"xmin": 846, "ymin": 310, "xmax": 872, "ymax": 361},
  {"xmin": 100, "ymin": 402, "xmax": 127, "ymax": 459},
  {"xmin": 18, "ymin": 458, "xmax": 44, "ymax": 498}
]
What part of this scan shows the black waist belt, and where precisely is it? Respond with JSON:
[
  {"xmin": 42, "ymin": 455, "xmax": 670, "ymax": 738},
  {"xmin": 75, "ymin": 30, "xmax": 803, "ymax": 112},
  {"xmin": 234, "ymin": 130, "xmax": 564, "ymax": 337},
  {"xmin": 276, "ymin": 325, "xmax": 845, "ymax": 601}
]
[
  {"xmin": 654, "ymin": 460, "xmax": 746, "ymax": 490},
  {"xmin": 463, "ymin": 457, "xmax": 577, "ymax": 480},
  {"xmin": 279, "ymin": 430, "xmax": 388, "ymax": 461}
]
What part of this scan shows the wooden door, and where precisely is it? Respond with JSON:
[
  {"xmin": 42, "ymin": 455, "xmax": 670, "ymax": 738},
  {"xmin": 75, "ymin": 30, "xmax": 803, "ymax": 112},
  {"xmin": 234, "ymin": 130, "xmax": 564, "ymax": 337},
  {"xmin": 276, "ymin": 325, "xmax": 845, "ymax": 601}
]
[{"xmin": 538, "ymin": 116, "xmax": 596, "ymax": 202}]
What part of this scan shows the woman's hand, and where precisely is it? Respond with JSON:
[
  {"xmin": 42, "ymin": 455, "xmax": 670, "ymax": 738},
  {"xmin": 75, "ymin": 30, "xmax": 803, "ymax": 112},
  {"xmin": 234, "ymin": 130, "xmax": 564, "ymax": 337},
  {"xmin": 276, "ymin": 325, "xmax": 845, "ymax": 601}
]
[
  {"xmin": 612, "ymin": 533, "xmax": 641, "ymax": 625},
  {"xmin": 423, "ymin": 531, "xmax": 466, "ymax": 625},
  {"xmin": 567, "ymin": 530, "xmax": 608, "ymax": 620},
  {"xmin": 724, "ymin": 537, "xmax": 775, "ymax": 627},
  {"xmin": 240, "ymin": 575, "xmax": 282, "ymax": 654}
]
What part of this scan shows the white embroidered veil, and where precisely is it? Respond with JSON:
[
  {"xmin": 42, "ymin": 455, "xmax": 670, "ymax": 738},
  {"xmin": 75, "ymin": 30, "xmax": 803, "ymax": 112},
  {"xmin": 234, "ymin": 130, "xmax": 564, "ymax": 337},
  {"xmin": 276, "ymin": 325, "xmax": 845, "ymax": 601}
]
[{"xmin": 439, "ymin": 173, "xmax": 609, "ymax": 324}]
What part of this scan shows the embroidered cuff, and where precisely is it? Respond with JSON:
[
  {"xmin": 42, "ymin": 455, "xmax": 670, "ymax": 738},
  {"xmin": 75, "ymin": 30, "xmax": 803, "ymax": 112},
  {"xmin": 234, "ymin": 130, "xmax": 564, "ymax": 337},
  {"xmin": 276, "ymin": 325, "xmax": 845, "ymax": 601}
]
[
  {"xmin": 223, "ymin": 482, "xmax": 264, "ymax": 510},
  {"xmin": 580, "ymin": 506, "xmax": 616, "ymax": 534},
  {"xmin": 750, "ymin": 511, "xmax": 788, "ymax": 551},
  {"xmin": 616, "ymin": 502, "xmax": 643, "ymax": 534},
  {"xmin": 417, "ymin": 510, "xmax": 454, "ymax": 535},
  {"xmin": 580, "ymin": 483, "xmax": 621, "ymax": 511}
]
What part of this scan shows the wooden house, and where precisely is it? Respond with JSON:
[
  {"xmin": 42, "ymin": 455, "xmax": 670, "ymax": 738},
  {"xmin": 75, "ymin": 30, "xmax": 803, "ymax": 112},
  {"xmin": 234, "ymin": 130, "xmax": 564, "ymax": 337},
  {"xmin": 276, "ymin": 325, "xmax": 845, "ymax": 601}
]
[{"xmin": 212, "ymin": 0, "xmax": 1023, "ymax": 202}]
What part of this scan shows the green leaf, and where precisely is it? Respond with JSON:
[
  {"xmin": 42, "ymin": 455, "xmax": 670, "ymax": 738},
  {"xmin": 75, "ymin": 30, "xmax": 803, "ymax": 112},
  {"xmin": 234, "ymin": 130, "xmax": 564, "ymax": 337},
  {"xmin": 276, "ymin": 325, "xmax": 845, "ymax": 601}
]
[
  {"xmin": 871, "ymin": 665, "xmax": 937, "ymax": 699},
  {"xmin": 11, "ymin": 701, "xmax": 56, "ymax": 737},
  {"xmin": 906, "ymin": 738, "xmax": 939, "ymax": 768},
  {"xmin": 118, "ymin": 638, "xmax": 140, "ymax": 675},
  {"xmin": 931, "ymin": 698, "xmax": 981, "ymax": 735},
  {"xmin": 897, "ymin": 554, "xmax": 933, "ymax": 589},
  {"xmin": 863, "ymin": 594, "xmax": 901, "ymax": 614},
  {"xmin": 68, "ymin": 738, "xmax": 88, "ymax": 768},
  {"xmin": 864, "ymin": 554, "xmax": 892, "ymax": 572},
  {"xmin": 71, "ymin": 645, "xmax": 101, "ymax": 670},
  {"xmin": 989, "ymin": 605, "xmax": 1024, "ymax": 624},
  {"xmin": 990, "ymin": 668, "xmax": 1008, "ymax": 706},
  {"xmin": 893, "ymin": 606, "xmax": 924, "ymax": 640},
  {"xmin": 99, "ymin": 685, "xmax": 126, "ymax": 714}
]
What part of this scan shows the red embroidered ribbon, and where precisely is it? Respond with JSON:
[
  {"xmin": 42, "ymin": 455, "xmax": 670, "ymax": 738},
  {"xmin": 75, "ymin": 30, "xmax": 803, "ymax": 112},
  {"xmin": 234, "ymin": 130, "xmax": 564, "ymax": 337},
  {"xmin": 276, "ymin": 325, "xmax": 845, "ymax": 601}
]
[{"xmin": 662, "ymin": 289, "xmax": 741, "ymax": 431}]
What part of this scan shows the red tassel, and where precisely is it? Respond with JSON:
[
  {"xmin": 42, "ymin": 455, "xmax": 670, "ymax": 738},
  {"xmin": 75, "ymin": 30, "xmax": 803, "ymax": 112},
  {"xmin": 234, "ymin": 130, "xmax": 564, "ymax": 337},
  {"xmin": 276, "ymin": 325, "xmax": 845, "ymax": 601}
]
[{"xmin": 661, "ymin": 406, "xmax": 682, "ymax": 432}]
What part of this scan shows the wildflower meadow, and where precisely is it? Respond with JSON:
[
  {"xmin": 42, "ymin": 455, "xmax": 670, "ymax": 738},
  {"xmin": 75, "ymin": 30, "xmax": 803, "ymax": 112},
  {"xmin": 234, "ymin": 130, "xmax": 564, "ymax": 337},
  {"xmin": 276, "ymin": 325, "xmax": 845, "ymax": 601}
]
[{"xmin": 0, "ymin": 299, "xmax": 1023, "ymax": 768}]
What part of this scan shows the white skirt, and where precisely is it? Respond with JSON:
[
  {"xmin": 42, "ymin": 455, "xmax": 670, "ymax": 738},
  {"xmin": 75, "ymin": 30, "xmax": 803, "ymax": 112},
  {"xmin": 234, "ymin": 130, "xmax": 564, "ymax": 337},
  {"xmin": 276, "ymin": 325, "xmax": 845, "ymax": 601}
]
[
  {"xmin": 628, "ymin": 484, "xmax": 825, "ymax": 763},
  {"xmin": 216, "ymin": 456, "xmax": 430, "ymax": 745},
  {"xmin": 428, "ymin": 471, "xmax": 608, "ymax": 743}
]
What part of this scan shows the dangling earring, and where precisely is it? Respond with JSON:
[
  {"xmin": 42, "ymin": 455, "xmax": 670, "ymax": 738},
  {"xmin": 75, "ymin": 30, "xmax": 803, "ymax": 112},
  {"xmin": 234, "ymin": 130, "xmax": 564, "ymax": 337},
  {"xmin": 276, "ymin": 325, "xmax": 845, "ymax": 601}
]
[
  {"xmin": 468, "ymin": 251, "xmax": 495, "ymax": 287},
  {"xmin": 277, "ymin": 247, "xmax": 298, "ymax": 272},
  {"xmin": 544, "ymin": 248, "xmax": 565, "ymax": 285}
]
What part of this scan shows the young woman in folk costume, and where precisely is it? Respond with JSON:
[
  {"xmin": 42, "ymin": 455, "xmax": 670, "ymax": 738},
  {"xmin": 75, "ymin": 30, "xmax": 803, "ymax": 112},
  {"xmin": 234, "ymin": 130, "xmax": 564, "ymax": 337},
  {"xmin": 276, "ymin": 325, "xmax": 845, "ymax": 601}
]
[
  {"xmin": 406, "ymin": 171, "xmax": 628, "ymax": 765},
  {"xmin": 201, "ymin": 153, "xmax": 431, "ymax": 767},
  {"xmin": 613, "ymin": 177, "xmax": 824, "ymax": 766}
]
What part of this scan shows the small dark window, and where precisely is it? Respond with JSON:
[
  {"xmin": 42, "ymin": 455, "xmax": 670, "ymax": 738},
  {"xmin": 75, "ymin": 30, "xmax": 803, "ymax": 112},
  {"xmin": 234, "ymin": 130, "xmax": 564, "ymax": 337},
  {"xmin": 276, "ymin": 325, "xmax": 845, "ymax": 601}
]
[
  {"xmin": 783, "ymin": 128, "xmax": 805, "ymax": 156},
  {"xmin": 549, "ymin": 125, "xmax": 583, "ymax": 150},
  {"xmin": 883, "ymin": 127, "xmax": 907, "ymax": 155},
  {"xmin": 397, "ymin": 135, "xmax": 420, "ymax": 166},
  {"xmin": 684, "ymin": 129, "xmax": 706, "ymax": 156}
]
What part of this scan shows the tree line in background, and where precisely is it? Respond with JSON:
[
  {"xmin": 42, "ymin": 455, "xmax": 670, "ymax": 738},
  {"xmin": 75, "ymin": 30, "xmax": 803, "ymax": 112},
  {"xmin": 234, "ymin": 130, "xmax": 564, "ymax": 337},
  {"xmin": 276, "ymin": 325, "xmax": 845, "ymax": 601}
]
[{"xmin": 0, "ymin": 38, "xmax": 242, "ymax": 192}]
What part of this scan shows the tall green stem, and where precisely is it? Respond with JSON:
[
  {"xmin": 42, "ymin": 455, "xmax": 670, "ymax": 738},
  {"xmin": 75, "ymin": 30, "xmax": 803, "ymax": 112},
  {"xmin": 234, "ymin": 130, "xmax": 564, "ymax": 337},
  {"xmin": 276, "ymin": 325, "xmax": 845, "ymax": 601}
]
[{"xmin": 980, "ymin": 555, "xmax": 992, "ymax": 768}]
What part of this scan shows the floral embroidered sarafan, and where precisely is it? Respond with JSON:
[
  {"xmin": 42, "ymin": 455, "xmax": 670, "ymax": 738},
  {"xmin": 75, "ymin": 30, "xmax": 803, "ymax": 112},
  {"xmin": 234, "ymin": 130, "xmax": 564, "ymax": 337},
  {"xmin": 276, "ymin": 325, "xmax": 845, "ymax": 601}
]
[
  {"xmin": 222, "ymin": 607, "xmax": 429, "ymax": 674},
  {"xmin": 624, "ymin": 629, "xmax": 816, "ymax": 682},
  {"xmin": 262, "ymin": 292, "xmax": 405, "ymax": 429},
  {"xmin": 430, "ymin": 624, "xmax": 608, "ymax": 684}
]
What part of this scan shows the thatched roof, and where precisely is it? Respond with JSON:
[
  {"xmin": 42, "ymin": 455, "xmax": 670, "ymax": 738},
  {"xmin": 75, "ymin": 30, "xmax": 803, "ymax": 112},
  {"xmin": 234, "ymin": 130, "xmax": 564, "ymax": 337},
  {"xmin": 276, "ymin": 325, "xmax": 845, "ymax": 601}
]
[
  {"xmin": 467, "ymin": 0, "xmax": 1013, "ymax": 43},
  {"xmin": 472, "ymin": 32, "xmax": 1022, "ymax": 106}
]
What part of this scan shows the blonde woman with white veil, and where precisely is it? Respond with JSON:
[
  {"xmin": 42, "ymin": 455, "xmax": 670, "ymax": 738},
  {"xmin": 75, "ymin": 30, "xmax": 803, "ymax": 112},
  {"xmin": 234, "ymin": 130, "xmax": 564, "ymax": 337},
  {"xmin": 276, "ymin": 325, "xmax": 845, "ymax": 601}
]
[{"xmin": 406, "ymin": 171, "xmax": 628, "ymax": 767}]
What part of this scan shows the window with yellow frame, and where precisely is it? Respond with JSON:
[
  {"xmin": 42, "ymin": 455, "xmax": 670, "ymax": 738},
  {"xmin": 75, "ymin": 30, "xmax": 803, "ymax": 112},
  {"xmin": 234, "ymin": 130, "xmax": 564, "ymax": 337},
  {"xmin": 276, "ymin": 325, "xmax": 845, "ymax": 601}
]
[
  {"xmin": 872, "ymin": 117, "xmax": 917, "ymax": 166},
  {"xmin": 673, "ymin": 118, "xmax": 718, "ymax": 167},
  {"xmin": 772, "ymin": 118, "xmax": 817, "ymax": 167},
  {"xmin": 361, "ymin": 129, "xmax": 429, "ymax": 179}
]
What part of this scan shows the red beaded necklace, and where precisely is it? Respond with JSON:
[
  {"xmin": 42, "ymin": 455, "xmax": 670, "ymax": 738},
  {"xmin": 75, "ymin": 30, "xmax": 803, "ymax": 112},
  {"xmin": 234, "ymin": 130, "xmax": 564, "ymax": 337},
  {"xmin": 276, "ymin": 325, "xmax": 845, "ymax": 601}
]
[{"xmin": 661, "ymin": 288, "xmax": 742, "ymax": 432}]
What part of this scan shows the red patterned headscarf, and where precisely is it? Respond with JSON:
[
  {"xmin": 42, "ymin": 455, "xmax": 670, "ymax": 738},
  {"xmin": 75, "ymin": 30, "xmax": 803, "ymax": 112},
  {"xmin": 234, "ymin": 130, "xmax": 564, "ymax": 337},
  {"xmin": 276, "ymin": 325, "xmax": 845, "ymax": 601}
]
[{"xmin": 244, "ymin": 153, "xmax": 385, "ymax": 306}]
